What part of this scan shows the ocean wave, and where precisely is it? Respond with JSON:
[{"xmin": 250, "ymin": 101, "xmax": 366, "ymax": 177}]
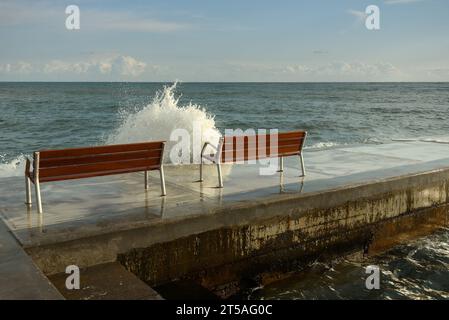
[
  {"xmin": 107, "ymin": 82, "xmax": 221, "ymax": 164},
  {"xmin": 0, "ymin": 154, "xmax": 26, "ymax": 178}
]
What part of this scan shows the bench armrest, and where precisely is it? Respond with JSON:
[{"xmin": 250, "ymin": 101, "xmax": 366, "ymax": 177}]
[
  {"xmin": 201, "ymin": 141, "xmax": 223, "ymax": 163},
  {"xmin": 201, "ymin": 141, "xmax": 218, "ymax": 156}
]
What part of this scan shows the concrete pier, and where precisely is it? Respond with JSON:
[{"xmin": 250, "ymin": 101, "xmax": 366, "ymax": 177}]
[
  {"xmin": 49, "ymin": 262, "xmax": 162, "ymax": 300},
  {"xmin": 0, "ymin": 220, "xmax": 62, "ymax": 299},
  {"xmin": 1, "ymin": 140, "xmax": 449, "ymax": 298}
]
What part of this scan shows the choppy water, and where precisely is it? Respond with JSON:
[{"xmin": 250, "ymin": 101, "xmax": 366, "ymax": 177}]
[
  {"xmin": 2, "ymin": 82, "xmax": 449, "ymax": 176},
  {"xmin": 1, "ymin": 82, "xmax": 448, "ymax": 299},
  {"xmin": 251, "ymin": 229, "xmax": 449, "ymax": 300}
]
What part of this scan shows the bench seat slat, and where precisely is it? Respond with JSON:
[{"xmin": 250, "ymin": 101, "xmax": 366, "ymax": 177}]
[
  {"xmin": 222, "ymin": 140, "xmax": 305, "ymax": 150},
  {"xmin": 39, "ymin": 149, "xmax": 163, "ymax": 168},
  {"xmin": 39, "ymin": 158, "xmax": 161, "ymax": 179},
  {"xmin": 223, "ymin": 131, "xmax": 305, "ymax": 143},
  {"xmin": 223, "ymin": 151, "xmax": 301, "ymax": 163},
  {"xmin": 222, "ymin": 144, "xmax": 302, "ymax": 154},
  {"xmin": 38, "ymin": 165, "xmax": 161, "ymax": 183},
  {"xmin": 223, "ymin": 134, "xmax": 305, "ymax": 143},
  {"xmin": 222, "ymin": 146, "xmax": 302, "ymax": 156},
  {"xmin": 223, "ymin": 132, "xmax": 305, "ymax": 144},
  {"xmin": 222, "ymin": 152, "xmax": 301, "ymax": 163},
  {"xmin": 39, "ymin": 141, "xmax": 164, "ymax": 159},
  {"xmin": 222, "ymin": 146, "xmax": 302, "ymax": 163}
]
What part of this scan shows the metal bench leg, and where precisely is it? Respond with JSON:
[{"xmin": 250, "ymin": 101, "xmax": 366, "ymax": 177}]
[
  {"xmin": 144, "ymin": 171, "xmax": 149, "ymax": 190},
  {"xmin": 160, "ymin": 166, "xmax": 167, "ymax": 196},
  {"xmin": 216, "ymin": 163, "xmax": 223, "ymax": 188},
  {"xmin": 25, "ymin": 176, "xmax": 32, "ymax": 206},
  {"xmin": 300, "ymin": 153, "xmax": 306, "ymax": 177},
  {"xmin": 199, "ymin": 157, "xmax": 204, "ymax": 182},
  {"xmin": 278, "ymin": 156, "xmax": 284, "ymax": 172},
  {"xmin": 35, "ymin": 180, "xmax": 43, "ymax": 214}
]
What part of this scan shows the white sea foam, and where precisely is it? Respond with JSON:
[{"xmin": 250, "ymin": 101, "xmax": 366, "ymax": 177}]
[
  {"xmin": 392, "ymin": 135, "xmax": 449, "ymax": 144},
  {"xmin": 107, "ymin": 82, "xmax": 221, "ymax": 164},
  {"xmin": 0, "ymin": 154, "xmax": 26, "ymax": 178},
  {"xmin": 305, "ymin": 141, "xmax": 342, "ymax": 150}
]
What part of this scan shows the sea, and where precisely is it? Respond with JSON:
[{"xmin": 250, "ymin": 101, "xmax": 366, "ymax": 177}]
[{"xmin": 1, "ymin": 82, "xmax": 448, "ymax": 299}]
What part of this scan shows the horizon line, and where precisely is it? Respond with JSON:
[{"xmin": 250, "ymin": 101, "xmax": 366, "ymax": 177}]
[{"xmin": 1, "ymin": 81, "xmax": 449, "ymax": 84}]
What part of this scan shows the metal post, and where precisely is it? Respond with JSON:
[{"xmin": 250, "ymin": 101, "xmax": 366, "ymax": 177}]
[
  {"xmin": 278, "ymin": 156, "xmax": 284, "ymax": 172},
  {"xmin": 159, "ymin": 142, "xmax": 167, "ymax": 196},
  {"xmin": 216, "ymin": 138, "xmax": 224, "ymax": 188},
  {"xmin": 199, "ymin": 157, "xmax": 204, "ymax": 182},
  {"xmin": 216, "ymin": 162, "xmax": 223, "ymax": 188},
  {"xmin": 300, "ymin": 153, "xmax": 306, "ymax": 177},
  {"xmin": 160, "ymin": 165, "xmax": 166, "ymax": 196},
  {"xmin": 199, "ymin": 141, "xmax": 211, "ymax": 182},
  {"xmin": 25, "ymin": 176, "xmax": 32, "ymax": 206},
  {"xmin": 34, "ymin": 152, "xmax": 43, "ymax": 214},
  {"xmin": 298, "ymin": 132, "xmax": 307, "ymax": 177},
  {"xmin": 144, "ymin": 171, "xmax": 149, "ymax": 190},
  {"xmin": 279, "ymin": 171, "xmax": 285, "ymax": 193}
]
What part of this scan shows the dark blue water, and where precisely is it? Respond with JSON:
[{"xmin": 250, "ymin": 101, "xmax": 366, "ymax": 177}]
[{"xmin": 252, "ymin": 229, "xmax": 449, "ymax": 300}]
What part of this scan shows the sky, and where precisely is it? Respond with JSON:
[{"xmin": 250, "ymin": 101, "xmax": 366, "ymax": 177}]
[{"xmin": 0, "ymin": 0, "xmax": 448, "ymax": 82}]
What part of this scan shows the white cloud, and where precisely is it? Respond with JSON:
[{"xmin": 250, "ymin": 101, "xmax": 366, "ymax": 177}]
[
  {"xmin": 284, "ymin": 65, "xmax": 312, "ymax": 74},
  {"xmin": 99, "ymin": 62, "xmax": 112, "ymax": 74},
  {"xmin": 43, "ymin": 60, "xmax": 92, "ymax": 74},
  {"xmin": 0, "ymin": 61, "xmax": 33, "ymax": 74},
  {"xmin": 0, "ymin": 58, "xmax": 418, "ymax": 82},
  {"xmin": 224, "ymin": 61, "xmax": 404, "ymax": 81},
  {"xmin": 109, "ymin": 56, "xmax": 147, "ymax": 76},
  {"xmin": 43, "ymin": 55, "xmax": 148, "ymax": 77},
  {"xmin": 283, "ymin": 62, "xmax": 401, "ymax": 78},
  {"xmin": 1, "ymin": 54, "xmax": 151, "ymax": 78}
]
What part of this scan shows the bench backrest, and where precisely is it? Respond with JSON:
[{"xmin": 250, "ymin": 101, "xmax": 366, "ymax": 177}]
[
  {"xmin": 221, "ymin": 130, "xmax": 306, "ymax": 163},
  {"xmin": 33, "ymin": 141, "xmax": 165, "ymax": 182}
]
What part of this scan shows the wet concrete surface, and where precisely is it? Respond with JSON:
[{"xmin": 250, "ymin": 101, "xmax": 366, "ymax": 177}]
[
  {"xmin": 0, "ymin": 219, "xmax": 63, "ymax": 299},
  {"xmin": 1, "ymin": 141, "xmax": 448, "ymax": 248}
]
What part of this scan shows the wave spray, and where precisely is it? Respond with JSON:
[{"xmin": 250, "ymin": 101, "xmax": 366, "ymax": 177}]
[{"xmin": 107, "ymin": 82, "xmax": 221, "ymax": 164}]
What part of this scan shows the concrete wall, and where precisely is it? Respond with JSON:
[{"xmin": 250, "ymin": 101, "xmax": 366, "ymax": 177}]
[{"xmin": 28, "ymin": 169, "xmax": 449, "ymax": 295}]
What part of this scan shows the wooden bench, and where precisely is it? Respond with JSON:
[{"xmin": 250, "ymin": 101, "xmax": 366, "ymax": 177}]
[
  {"xmin": 199, "ymin": 130, "xmax": 307, "ymax": 188},
  {"xmin": 25, "ymin": 141, "xmax": 166, "ymax": 214}
]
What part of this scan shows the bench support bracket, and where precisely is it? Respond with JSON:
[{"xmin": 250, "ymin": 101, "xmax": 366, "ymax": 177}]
[
  {"xmin": 199, "ymin": 139, "xmax": 224, "ymax": 188},
  {"xmin": 216, "ymin": 163, "xmax": 223, "ymax": 188},
  {"xmin": 35, "ymin": 181, "xmax": 43, "ymax": 214},
  {"xmin": 25, "ymin": 176, "xmax": 32, "ymax": 206},
  {"xmin": 33, "ymin": 152, "xmax": 43, "ymax": 214},
  {"xmin": 278, "ymin": 157, "xmax": 284, "ymax": 172},
  {"xmin": 300, "ymin": 153, "xmax": 306, "ymax": 177},
  {"xmin": 160, "ymin": 166, "xmax": 166, "ymax": 196},
  {"xmin": 144, "ymin": 171, "xmax": 149, "ymax": 190}
]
